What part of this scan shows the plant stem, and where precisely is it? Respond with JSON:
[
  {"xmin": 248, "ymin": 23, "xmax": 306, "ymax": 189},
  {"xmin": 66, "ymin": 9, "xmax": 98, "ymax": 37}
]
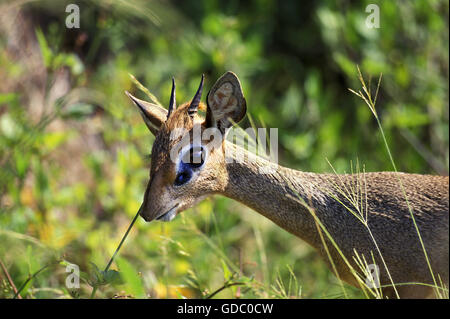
[
  {"xmin": 0, "ymin": 259, "xmax": 22, "ymax": 299},
  {"xmin": 205, "ymin": 282, "xmax": 247, "ymax": 299},
  {"xmin": 90, "ymin": 207, "xmax": 142, "ymax": 299},
  {"xmin": 374, "ymin": 115, "xmax": 439, "ymax": 297},
  {"xmin": 13, "ymin": 262, "xmax": 58, "ymax": 299}
]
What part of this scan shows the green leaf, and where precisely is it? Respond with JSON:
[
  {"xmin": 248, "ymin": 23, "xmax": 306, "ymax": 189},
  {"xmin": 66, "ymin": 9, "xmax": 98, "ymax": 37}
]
[
  {"xmin": 116, "ymin": 257, "xmax": 146, "ymax": 298},
  {"xmin": 221, "ymin": 259, "xmax": 232, "ymax": 281},
  {"xmin": 0, "ymin": 93, "xmax": 17, "ymax": 105},
  {"xmin": 14, "ymin": 151, "xmax": 29, "ymax": 179},
  {"xmin": 41, "ymin": 131, "xmax": 71, "ymax": 151},
  {"xmin": 104, "ymin": 269, "xmax": 122, "ymax": 285},
  {"xmin": 62, "ymin": 103, "xmax": 95, "ymax": 120},
  {"xmin": 88, "ymin": 262, "xmax": 106, "ymax": 287},
  {"xmin": 35, "ymin": 28, "xmax": 52, "ymax": 68}
]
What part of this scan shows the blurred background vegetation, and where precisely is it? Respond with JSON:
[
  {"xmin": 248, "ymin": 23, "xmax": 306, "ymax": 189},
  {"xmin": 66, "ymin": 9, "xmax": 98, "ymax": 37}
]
[{"xmin": 0, "ymin": 0, "xmax": 448, "ymax": 298}]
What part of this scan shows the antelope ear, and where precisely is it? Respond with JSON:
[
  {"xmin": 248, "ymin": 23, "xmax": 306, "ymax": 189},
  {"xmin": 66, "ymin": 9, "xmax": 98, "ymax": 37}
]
[
  {"xmin": 205, "ymin": 71, "xmax": 247, "ymax": 134},
  {"xmin": 125, "ymin": 91, "xmax": 168, "ymax": 135}
]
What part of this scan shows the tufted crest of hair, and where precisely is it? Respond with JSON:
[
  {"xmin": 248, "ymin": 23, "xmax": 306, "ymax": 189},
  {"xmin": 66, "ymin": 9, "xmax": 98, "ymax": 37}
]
[{"xmin": 149, "ymin": 101, "xmax": 207, "ymax": 176}]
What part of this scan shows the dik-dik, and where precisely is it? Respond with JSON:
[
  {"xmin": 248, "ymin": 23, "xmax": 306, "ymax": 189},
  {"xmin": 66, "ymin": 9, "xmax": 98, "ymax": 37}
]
[{"xmin": 125, "ymin": 72, "xmax": 449, "ymax": 299}]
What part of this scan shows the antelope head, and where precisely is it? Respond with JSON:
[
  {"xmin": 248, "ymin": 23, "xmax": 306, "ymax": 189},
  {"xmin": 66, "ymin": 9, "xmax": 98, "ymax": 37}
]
[{"xmin": 126, "ymin": 72, "xmax": 247, "ymax": 222}]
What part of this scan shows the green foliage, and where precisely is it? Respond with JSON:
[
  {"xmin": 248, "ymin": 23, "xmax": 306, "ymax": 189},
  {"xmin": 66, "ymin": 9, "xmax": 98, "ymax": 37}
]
[{"xmin": 0, "ymin": 0, "xmax": 447, "ymax": 299}]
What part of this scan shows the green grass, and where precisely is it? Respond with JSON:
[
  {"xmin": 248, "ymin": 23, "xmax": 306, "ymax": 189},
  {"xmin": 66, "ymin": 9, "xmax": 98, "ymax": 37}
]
[{"xmin": 0, "ymin": 0, "xmax": 447, "ymax": 299}]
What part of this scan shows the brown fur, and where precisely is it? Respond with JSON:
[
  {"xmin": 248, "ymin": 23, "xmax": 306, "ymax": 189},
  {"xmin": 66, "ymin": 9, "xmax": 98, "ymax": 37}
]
[
  {"xmin": 223, "ymin": 150, "xmax": 449, "ymax": 298},
  {"xmin": 126, "ymin": 72, "xmax": 449, "ymax": 299}
]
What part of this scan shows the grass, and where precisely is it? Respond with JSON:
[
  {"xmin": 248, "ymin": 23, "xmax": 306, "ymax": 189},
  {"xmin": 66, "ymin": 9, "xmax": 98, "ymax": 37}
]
[
  {"xmin": 1, "ymin": 0, "xmax": 447, "ymax": 297},
  {"xmin": 296, "ymin": 66, "xmax": 448, "ymax": 299},
  {"xmin": 89, "ymin": 206, "xmax": 141, "ymax": 298},
  {"xmin": 350, "ymin": 67, "xmax": 447, "ymax": 298},
  {"xmin": 263, "ymin": 66, "xmax": 449, "ymax": 299},
  {"xmin": 2, "ymin": 67, "xmax": 447, "ymax": 299},
  {"xmin": 91, "ymin": 68, "xmax": 407, "ymax": 299}
]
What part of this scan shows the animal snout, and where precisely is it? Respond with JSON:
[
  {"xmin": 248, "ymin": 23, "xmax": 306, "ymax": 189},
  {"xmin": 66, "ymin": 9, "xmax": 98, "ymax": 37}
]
[{"xmin": 138, "ymin": 203, "xmax": 153, "ymax": 222}]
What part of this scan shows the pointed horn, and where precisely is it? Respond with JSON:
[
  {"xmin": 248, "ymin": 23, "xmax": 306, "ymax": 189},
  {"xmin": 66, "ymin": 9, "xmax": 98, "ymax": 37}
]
[
  {"xmin": 187, "ymin": 74, "xmax": 204, "ymax": 117},
  {"xmin": 167, "ymin": 77, "xmax": 176, "ymax": 120}
]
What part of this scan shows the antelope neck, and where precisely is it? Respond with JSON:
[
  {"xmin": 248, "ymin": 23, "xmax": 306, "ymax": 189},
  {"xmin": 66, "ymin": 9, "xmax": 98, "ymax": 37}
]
[{"xmin": 221, "ymin": 142, "xmax": 331, "ymax": 247}]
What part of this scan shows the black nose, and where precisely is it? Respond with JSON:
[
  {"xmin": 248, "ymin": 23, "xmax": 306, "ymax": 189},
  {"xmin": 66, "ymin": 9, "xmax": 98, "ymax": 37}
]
[{"xmin": 138, "ymin": 203, "xmax": 152, "ymax": 222}]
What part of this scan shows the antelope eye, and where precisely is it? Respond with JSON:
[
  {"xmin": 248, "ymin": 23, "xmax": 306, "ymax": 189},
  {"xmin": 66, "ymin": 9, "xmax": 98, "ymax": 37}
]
[
  {"xmin": 174, "ymin": 170, "xmax": 192, "ymax": 186},
  {"xmin": 182, "ymin": 146, "xmax": 205, "ymax": 168},
  {"xmin": 174, "ymin": 146, "xmax": 205, "ymax": 186}
]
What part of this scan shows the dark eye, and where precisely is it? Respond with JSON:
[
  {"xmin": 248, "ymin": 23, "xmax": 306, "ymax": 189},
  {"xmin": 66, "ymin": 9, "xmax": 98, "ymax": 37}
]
[
  {"xmin": 182, "ymin": 146, "xmax": 205, "ymax": 168},
  {"xmin": 174, "ymin": 146, "xmax": 205, "ymax": 186},
  {"xmin": 174, "ymin": 170, "xmax": 192, "ymax": 186}
]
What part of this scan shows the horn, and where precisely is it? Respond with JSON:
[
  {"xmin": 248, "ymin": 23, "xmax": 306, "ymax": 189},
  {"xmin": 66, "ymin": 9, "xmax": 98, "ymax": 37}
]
[
  {"xmin": 167, "ymin": 77, "xmax": 176, "ymax": 120},
  {"xmin": 187, "ymin": 74, "xmax": 204, "ymax": 117}
]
